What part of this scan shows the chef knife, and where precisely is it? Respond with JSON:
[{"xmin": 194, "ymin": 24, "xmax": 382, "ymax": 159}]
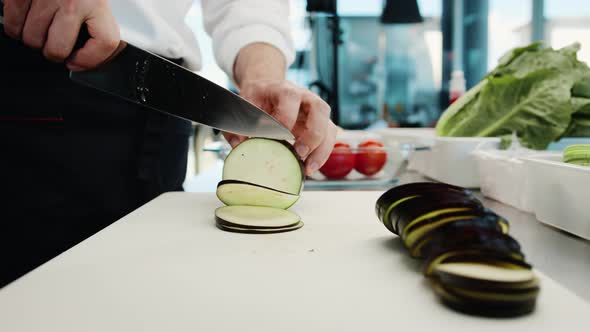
[{"xmin": 0, "ymin": 14, "xmax": 294, "ymax": 140}]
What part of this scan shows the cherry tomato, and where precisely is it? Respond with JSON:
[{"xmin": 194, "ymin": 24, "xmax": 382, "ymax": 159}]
[
  {"xmin": 355, "ymin": 139, "xmax": 387, "ymax": 176},
  {"xmin": 319, "ymin": 142, "xmax": 355, "ymax": 179}
]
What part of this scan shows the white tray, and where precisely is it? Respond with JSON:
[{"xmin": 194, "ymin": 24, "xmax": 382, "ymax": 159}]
[
  {"xmin": 473, "ymin": 150, "xmax": 560, "ymax": 213},
  {"xmin": 411, "ymin": 137, "xmax": 500, "ymax": 188},
  {"xmin": 523, "ymin": 155, "xmax": 590, "ymax": 240}
]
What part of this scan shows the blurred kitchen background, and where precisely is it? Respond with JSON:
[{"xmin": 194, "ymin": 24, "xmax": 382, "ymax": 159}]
[{"xmin": 183, "ymin": 0, "xmax": 590, "ymax": 189}]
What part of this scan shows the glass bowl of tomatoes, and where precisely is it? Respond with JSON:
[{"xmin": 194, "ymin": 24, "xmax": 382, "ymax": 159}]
[{"xmin": 306, "ymin": 131, "xmax": 405, "ymax": 188}]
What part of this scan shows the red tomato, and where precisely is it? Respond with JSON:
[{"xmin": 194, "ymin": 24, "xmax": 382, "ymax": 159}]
[
  {"xmin": 319, "ymin": 143, "xmax": 355, "ymax": 179},
  {"xmin": 355, "ymin": 139, "xmax": 387, "ymax": 176},
  {"xmin": 358, "ymin": 140, "xmax": 384, "ymax": 148}
]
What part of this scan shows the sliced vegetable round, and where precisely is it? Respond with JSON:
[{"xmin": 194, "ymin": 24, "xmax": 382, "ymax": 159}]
[
  {"xmin": 216, "ymin": 221, "xmax": 304, "ymax": 234},
  {"xmin": 376, "ymin": 183, "xmax": 479, "ymax": 235},
  {"xmin": 431, "ymin": 262, "xmax": 538, "ymax": 317},
  {"xmin": 216, "ymin": 180, "xmax": 300, "ymax": 209},
  {"xmin": 411, "ymin": 215, "xmax": 512, "ymax": 258},
  {"xmin": 431, "ymin": 280, "xmax": 538, "ymax": 317},
  {"xmin": 375, "ymin": 182, "xmax": 470, "ymax": 232},
  {"xmin": 222, "ymin": 138, "xmax": 304, "ymax": 195},
  {"xmin": 435, "ymin": 262, "xmax": 534, "ymax": 284},
  {"xmin": 395, "ymin": 192, "xmax": 483, "ymax": 240},
  {"xmin": 215, "ymin": 205, "xmax": 301, "ymax": 229}
]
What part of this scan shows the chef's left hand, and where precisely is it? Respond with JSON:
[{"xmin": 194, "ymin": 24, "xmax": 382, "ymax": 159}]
[{"xmin": 225, "ymin": 43, "xmax": 338, "ymax": 176}]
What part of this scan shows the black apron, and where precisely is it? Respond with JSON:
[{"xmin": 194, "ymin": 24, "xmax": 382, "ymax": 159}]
[{"xmin": 0, "ymin": 30, "xmax": 192, "ymax": 287}]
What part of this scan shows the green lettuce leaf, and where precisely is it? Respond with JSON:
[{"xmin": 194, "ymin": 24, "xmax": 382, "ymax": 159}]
[
  {"xmin": 436, "ymin": 42, "xmax": 590, "ymax": 149},
  {"xmin": 439, "ymin": 70, "xmax": 574, "ymax": 149},
  {"xmin": 563, "ymin": 97, "xmax": 590, "ymax": 137}
]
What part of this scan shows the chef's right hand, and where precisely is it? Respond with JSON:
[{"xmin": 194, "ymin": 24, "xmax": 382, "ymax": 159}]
[{"xmin": 2, "ymin": 0, "xmax": 120, "ymax": 71}]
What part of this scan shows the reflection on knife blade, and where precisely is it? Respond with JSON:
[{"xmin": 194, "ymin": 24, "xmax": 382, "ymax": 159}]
[{"xmin": 69, "ymin": 42, "xmax": 294, "ymax": 140}]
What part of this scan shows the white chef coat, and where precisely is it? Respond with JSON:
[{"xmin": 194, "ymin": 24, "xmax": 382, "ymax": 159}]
[{"xmin": 110, "ymin": 0, "xmax": 296, "ymax": 78}]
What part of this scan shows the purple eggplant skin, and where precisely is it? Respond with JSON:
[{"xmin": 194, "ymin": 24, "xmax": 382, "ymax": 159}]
[
  {"xmin": 217, "ymin": 179, "xmax": 300, "ymax": 196},
  {"xmin": 375, "ymin": 182, "xmax": 471, "ymax": 225},
  {"xmin": 215, "ymin": 215, "xmax": 300, "ymax": 230},
  {"xmin": 431, "ymin": 280, "xmax": 537, "ymax": 318},
  {"xmin": 423, "ymin": 250, "xmax": 531, "ymax": 280},
  {"xmin": 393, "ymin": 191, "xmax": 483, "ymax": 238},
  {"xmin": 215, "ymin": 221, "xmax": 303, "ymax": 234},
  {"xmin": 408, "ymin": 211, "xmax": 510, "ymax": 258},
  {"xmin": 420, "ymin": 222, "xmax": 523, "ymax": 262}
]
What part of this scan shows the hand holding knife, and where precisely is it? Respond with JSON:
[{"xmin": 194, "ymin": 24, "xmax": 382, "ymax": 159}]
[{"xmin": 0, "ymin": 7, "xmax": 293, "ymax": 141}]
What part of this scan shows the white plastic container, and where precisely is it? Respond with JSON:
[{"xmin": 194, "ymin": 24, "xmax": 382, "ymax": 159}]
[
  {"xmin": 411, "ymin": 137, "xmax": 500, "ymax": 188},
  {"xmin": 523, "ymin": 155, "xmax": 590, "ymax": 240},
  {"xmin": 473, "ymin": 149, "xmax": 560, "ymax": 213}
]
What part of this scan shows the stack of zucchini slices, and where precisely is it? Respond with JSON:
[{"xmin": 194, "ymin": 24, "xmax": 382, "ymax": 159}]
[
  {"xmin": 215, "ymin": 138, "xmax": 305, "ymax": 234},
  {"xmin": 376, "ymin": 182, "xmax": 540, "ymax": 317}
]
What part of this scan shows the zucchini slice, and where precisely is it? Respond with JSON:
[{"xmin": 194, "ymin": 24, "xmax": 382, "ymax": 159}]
[
  {"xmin": 222, "ymin": 138, "xmax": 305, "ymax": 195},
  {"xmin": 216, "ymin": 180, "xmax": 300, "ymax": 209},
  {"xmin": 215, "ymin": 205, "xmax": 301, "ymax": 229}
]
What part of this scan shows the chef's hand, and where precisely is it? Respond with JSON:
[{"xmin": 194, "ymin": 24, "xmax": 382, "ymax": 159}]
[
  {"xmin": 226, "ymin": 43, "xmax": 338, "ymax": 176},
  {"xmin": 2, "ymin": 0, "xmax": 120, "ymax": 71}
]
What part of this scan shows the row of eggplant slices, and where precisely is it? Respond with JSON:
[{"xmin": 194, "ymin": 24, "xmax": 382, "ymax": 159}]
[
  {"xmin": 376, "ymin": 182, "xmax": 540, "ymax": 317},
  {"xmin": 215, "ymin": 138, "xmax": 306, "ymax": 234}
]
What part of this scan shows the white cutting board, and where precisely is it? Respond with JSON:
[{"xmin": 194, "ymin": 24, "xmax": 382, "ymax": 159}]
[{"xmin": 0, "ymin": 192, "xmax": 588, "ymax": 332}]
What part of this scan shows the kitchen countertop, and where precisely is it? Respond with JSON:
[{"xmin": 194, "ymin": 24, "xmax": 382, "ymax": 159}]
[
  {"xmin": 185, "ymin": 164, "xmax": 590, "ymax": 302},
  {"xmin": 1, "ymin": 162, "xmax": 589, "ymax": 330},
  {"xmin": 0, "ymin": 190, "xmax": 589, "ymax": 331}
]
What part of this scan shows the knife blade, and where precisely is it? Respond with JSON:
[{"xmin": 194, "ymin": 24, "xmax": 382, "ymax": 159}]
[
  {"xmin": 70, "ymin": 42, "xmax": 294, "ymax": 140},
  {"xmin": 0, "ymin": 15, "xmax": 294, "ymax": 140}
]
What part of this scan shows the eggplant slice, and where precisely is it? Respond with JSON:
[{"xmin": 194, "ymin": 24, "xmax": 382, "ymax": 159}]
[
  {"xmin": 410, "ymin": 215, "xmax": 512, "ymax": 258},
  {"xmin": 431, "ymin": 280, "xmax": 537, "ymax": 317},
  {"xmin": 393, "ymin": 191, "xmax": 483, "ymax": 238},
  {"xmin": 375, "ymin": 182, "xmax": 473, "ymax": 234},
  {"xmin": 215, "ymin": 205, "xmax": 301, "ymax": 229},
  {"xmin": 216, "ymin": 220, "xmax": 304, "ymax": 234},
  {"xmin": 374, "ymin": 181, "xmax": 539, "ymax": 317},
  {"xmin": 423, "ymin": 250, "xmax": 530, "ymax": 278},
  {"xmin": 434, "ymin": 262, "xmax": 535, "ymax": 284},
  {"xmin": 421, "ymin": 224, "xmax": 523, "ymax": 266},
  {"xmin": 216, "ymin": 180, "xmax": 300, "ymax": 209},
  {"xmin": 222, "ymin": 138, "xmax": 305, "ymax": 195}
]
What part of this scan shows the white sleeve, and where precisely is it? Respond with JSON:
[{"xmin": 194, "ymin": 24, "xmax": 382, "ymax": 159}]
[{"xmin": 200, "ymin": 0, "xmax": 296, "ymax": 80}]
